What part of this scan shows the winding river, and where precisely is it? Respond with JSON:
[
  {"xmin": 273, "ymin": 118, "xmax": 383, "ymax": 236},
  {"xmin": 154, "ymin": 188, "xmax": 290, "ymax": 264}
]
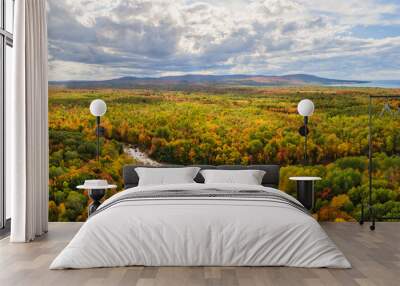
[{"xmin": 124, "ymin": 146, "xmax": 162, "ymax": 166}]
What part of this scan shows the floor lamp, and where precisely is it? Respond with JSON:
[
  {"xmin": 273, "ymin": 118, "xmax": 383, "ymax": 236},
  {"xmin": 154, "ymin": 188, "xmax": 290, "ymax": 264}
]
[
  {"xmin": 89, "ymin": 99, "xmax": 107, "ymax": 161},
  {"xmin": 297, "ymin": 99, "xmax": 314, "ymax": 165}
]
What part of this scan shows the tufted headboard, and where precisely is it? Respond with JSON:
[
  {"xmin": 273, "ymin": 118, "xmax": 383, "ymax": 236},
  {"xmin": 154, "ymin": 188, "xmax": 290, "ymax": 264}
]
[{"xmin": 123, "ymin": 164, "xmax": 280, "ymax": 189}]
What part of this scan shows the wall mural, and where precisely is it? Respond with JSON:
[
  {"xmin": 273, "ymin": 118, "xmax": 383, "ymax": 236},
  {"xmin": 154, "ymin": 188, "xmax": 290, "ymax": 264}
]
[{"xmin": 47, "ymin": 0, "xmax": 400, "ymax": 222}]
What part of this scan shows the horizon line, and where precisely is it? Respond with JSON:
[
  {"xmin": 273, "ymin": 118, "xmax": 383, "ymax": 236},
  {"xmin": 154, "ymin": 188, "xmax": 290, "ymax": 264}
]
[{"xmin": 48, "ymin": 73, "xmax": 379, "ymax": 83}]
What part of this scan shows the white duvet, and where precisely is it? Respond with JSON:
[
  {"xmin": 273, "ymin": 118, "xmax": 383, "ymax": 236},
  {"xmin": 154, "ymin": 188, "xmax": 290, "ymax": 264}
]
[{"xmin": 50, "ymin": 183, "xmax": 351, "ymax": 269}]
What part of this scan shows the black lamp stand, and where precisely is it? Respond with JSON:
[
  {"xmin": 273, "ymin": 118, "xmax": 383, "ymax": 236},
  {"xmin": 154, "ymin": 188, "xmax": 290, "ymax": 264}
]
[
  {"xmin": 360, "ymin": 94, "xmax": 400, "ymax": 230},
  {"xmin": 304, "ymin": 116, "xmax": 308, "ymax": 164},
  {"xmin": 96, "ymin": 116, "xmax": 100, "ymax": 161},
  {"xmin": 298, "ymin": 116, "xmax": 310, "ymax": 165},
  {"xmin": 95, "ymin": 116, "xmax": 105, "ymax": 161}
]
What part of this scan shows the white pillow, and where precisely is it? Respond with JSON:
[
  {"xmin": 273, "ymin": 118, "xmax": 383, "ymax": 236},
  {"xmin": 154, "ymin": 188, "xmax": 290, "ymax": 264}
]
[
  {"xmin": 135, "ymin": 167, "xmax": 200, "ymax": 186},
  {"xmin": 200, "ymin": 169, "xmax": 266, "ymax": 185}
]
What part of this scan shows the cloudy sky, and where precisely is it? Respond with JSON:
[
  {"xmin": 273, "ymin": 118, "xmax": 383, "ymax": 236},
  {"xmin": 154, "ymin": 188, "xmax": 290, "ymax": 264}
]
[{"xmin": 47, "ymin": 0, "xmax": 400, "ymax": 81}]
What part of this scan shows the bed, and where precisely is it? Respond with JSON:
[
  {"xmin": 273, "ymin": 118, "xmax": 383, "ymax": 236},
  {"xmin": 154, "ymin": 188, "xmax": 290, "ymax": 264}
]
[{"xmin": 50, "ymin": 165, "xmax": 351, "ymax": 269}]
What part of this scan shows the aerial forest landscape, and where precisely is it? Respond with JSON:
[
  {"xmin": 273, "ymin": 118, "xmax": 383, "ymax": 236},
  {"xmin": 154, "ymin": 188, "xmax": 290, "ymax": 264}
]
[
  {"xmin": 48, "ymin": 83, "xmax": 400, "ymax": 222},
  {"xmin": 47, "ymin": 0, "xmax": 400, "ymax": 222}
]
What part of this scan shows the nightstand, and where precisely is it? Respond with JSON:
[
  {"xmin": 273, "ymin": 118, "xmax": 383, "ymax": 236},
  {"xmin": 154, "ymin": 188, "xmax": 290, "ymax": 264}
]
[
  {"xmin": 289, "ymin": 176, "xmax": 321, "ymax": 210},
  {"xmin": 77, "ymin": 180, "xmax": 117, "ymax": 216}
]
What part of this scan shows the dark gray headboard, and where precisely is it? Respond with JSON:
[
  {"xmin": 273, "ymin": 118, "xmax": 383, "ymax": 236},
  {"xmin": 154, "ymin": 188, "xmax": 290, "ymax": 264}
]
[{"xmin": 123, "ymin": 165, "xmax": 280, "ymax": 189}]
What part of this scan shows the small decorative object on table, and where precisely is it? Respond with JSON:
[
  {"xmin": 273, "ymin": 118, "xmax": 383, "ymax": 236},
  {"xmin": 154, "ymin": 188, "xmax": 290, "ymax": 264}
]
[
  {"xmin": 289, "ymin": 176, "xmax": 321, "ymax": 211},
  {"xmin": 77, "ymin": 180, "xmax": 117, "ymax": 216}
]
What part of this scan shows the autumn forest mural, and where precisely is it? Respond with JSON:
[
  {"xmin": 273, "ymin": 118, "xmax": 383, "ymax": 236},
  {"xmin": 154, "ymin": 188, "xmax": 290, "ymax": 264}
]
[
  {"xmin": 47, "ymin": 0, "xmax": 400, "ymax": 222},
  {"xmin": 48, "ymin": 87, "xmax": 400, "ymax": 222}
]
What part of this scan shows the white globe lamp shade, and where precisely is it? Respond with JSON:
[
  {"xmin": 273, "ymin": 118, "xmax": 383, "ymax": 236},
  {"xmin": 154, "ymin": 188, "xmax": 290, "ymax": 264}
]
[
  {"xmin": 297, "ymin": 99, "xmax": 314, "ymax": 116},
  {"xmin": 90, "ymin": 99, "xmax": 107, "ymax": 117}
]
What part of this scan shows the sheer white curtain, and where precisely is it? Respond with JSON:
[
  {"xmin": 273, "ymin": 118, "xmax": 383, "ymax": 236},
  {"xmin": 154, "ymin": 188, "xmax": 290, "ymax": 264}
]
[{"xmin": 8, "ymin": 0, "xmax": 49, "ymax": 242}]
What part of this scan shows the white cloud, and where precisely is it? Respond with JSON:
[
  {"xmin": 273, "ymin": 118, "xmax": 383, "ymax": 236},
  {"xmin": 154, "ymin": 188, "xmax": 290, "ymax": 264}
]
[
  {"xmin": 47, "ymin": 0, "xmax": 400, "ymax": 80},
  {"xmin": 299, "ymin": 0, "xmax": 399, "ymax": 26}
]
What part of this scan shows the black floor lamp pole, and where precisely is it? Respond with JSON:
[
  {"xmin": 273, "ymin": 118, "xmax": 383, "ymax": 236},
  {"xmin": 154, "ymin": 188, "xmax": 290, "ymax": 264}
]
[
  {"xmin": 96, "ymin": 116, "xmax": 100, "ymax": 161},
  {"xmin": 360, "ymin": 94, "xmax": 400, "ymax": 230},
  {"xmin": 90, "ymin": 99, "xmax": 107, "ymax": 162},
  {"xmin": 304, "ymin": 116, "xmax": 308, "ymax": 165},
  {"xmin": 297, "ymin": 99, "xmax": 314, "ymax": 166}
]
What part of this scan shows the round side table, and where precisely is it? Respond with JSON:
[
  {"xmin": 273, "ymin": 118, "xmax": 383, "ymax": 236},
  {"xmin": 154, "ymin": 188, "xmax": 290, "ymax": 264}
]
[
  {"xmin": 77, "ymin": 183, "xmax": 117, "ymax": 216},
  {"xmin": 289, "ymin": 176, "xmax": 321, "ymax": 210}
]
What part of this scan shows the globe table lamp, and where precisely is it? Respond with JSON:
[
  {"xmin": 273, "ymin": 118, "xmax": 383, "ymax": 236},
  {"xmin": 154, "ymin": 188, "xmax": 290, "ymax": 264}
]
[
  {"xmin": 297, "ymin": 99, "xmax": 315, "ymax": 165},
  {"xmin": 89, "ymin": 99, "xmax": 107, "ymax": 161}
]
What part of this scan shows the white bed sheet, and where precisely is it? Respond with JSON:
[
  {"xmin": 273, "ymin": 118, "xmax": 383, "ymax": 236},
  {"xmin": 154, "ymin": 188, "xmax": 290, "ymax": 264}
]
[{"xmin": 50, "ymin": 183, "xmax": 351, "ymax": 269}]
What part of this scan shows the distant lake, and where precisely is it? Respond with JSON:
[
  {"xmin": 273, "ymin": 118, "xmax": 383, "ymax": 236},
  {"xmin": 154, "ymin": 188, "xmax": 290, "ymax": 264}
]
[{"xmin": 330, "ymin": 80, "xmax": 400, "ymax": 88}]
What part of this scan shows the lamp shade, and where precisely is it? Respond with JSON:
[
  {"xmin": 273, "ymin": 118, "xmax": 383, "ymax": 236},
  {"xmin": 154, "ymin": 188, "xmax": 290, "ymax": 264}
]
[
  {"xmin": 90, "ymin": 99, "xmax": 107, "ymax": 117},
  {"xmin": 297, "ymin": 99, "xmax": 314, "ymax": 116}
]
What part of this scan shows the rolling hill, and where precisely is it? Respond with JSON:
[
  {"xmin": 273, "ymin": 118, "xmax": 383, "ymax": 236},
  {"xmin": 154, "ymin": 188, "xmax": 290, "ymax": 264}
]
[{"xmin": 49, "ymin": 74, "xmax": 369, "ymax": 89}]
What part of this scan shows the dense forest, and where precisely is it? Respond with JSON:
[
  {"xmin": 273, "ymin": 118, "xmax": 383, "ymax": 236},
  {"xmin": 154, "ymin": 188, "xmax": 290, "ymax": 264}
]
[{"xmin": 48, "ymin": 86, "xmax": 400, "ymax": 222}]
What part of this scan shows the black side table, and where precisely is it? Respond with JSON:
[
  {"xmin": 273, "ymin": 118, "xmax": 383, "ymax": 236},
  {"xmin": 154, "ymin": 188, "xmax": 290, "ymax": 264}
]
[
  {"xmin": 87, "ymin": 189, "xmax": 106, "ymax": 215},
  {"xmin": 289, "ymin": 177, "xmax": 321, "ymax": 211}
]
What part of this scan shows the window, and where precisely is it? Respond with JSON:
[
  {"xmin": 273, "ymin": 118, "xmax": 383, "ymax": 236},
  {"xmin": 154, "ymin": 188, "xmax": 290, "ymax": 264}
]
[{"xmin": 0, "ymin": 0, "xmax": 13, "ymax": 231}]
